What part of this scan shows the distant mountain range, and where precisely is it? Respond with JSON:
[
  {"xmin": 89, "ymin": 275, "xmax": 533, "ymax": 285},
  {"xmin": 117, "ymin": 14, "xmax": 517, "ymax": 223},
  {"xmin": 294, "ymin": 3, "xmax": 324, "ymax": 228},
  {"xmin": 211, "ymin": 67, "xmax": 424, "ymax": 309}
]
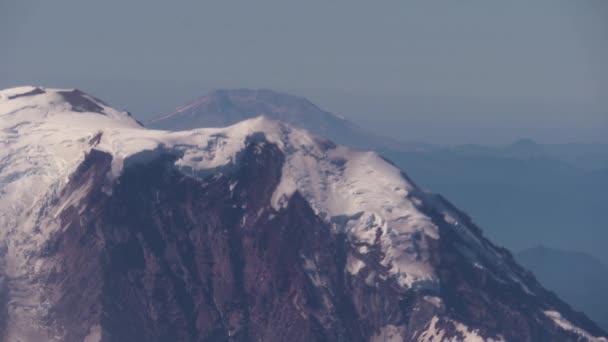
[
  {"xmin": 517, "ymin": 246, "xmax": 608, "ymax": 332},
  {"xmin": 427, "ymin": 138, "xmax": 608, "ymax": 171}
]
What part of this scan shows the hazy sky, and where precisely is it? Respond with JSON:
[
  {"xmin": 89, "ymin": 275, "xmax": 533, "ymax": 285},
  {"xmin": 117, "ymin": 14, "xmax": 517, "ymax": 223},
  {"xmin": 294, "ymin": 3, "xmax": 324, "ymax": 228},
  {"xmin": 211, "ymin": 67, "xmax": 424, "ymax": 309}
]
[{"xmin": 1, "ymin": 0, "xmax": 606, "ymax": 144}]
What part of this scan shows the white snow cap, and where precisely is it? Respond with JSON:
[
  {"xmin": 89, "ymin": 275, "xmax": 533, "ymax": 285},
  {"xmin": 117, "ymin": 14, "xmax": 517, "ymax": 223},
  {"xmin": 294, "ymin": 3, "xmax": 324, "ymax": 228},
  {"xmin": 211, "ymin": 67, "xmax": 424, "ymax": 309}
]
[
  {"xmin": 1, "ymin": 86, "xmax": 605, "ymax": 341},
  {"xmin": 1, "ymin": 86, "xmax": 440, "ymax": 289}
]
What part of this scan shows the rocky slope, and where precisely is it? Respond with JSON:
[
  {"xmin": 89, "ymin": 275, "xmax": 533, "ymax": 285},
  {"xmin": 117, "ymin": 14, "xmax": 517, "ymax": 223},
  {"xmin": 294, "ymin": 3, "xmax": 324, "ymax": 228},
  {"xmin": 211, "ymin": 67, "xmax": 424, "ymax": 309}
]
[
  {"xmin": 517, "ymin": 246, "xmax": 608, "ymax": 332},
  {"xmin": 0, "ymin": 86, "xmax": 606, "ymax": 341},
  {"xmin": 148, "ymin": 89, "xmax": 608, "ymax": 267}
]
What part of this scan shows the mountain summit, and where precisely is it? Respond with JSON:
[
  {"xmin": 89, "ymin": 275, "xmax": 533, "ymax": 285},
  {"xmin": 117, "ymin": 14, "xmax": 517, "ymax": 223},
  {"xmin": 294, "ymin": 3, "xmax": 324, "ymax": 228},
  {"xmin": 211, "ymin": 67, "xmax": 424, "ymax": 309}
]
[
  {"xmin": 147, "ymin": 88, "xmax": 428, "ymax": 151},
  {"xmin": 1, "ymin": 86, "xmax": 606, "ymax": 341},
  {"xmin": 149, "ymin": 88, "xmax": 346, "ymax": 129}
]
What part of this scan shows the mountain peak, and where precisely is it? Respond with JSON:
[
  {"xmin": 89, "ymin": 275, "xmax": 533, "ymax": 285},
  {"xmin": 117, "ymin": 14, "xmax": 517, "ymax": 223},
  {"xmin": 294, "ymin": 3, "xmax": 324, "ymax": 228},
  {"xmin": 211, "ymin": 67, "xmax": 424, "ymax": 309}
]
[
  {"xmin": 149, "ymin": 88, "xmax": 345, "ymax": 130},
  {"xmin": 2, "ymin": 88, "xmax": 606, "ymax": 341},
  {"xmin": 147, "ymin": 88, "xmax": 429, "ymax": 151},
  {"xmin": 1, "ymin": 86, "xmax": 103, "ymax": 112},
  {"xmin": 0, "ymin": 86, "xmax": 142, "ymax": 127}
]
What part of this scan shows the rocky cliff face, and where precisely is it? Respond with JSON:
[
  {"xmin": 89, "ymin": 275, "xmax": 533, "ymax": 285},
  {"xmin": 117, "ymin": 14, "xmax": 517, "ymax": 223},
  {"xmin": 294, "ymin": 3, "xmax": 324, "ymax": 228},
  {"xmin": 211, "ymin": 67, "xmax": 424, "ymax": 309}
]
[{"xmin": 1, "ymin": 87, "xmax": 607, "ymax": 341}]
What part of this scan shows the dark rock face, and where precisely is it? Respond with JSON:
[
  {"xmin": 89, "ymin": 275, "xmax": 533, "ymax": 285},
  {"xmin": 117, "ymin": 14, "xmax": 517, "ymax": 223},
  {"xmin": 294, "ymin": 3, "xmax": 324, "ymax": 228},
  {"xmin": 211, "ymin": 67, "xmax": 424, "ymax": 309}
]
[
  {"xmin": 34, "ymin": 139, "xmax": 607, "ymax": 341},
  {"xmin": 57, "ymin": 89, "xmax": 106, "ymax": 114},
  {"xmin": 423, "ymin": 198, "xmax": 605, "ymax": 341},
  {"xmin": 7, "ymin": 87, "xmax": 46, "ymax": 100}
]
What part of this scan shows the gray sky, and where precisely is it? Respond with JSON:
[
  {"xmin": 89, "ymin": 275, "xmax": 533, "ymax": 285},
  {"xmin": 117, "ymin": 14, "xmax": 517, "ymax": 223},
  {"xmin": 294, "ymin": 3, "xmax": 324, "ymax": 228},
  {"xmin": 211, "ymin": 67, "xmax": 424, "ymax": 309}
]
[{"xmin": 1, "ymin": 0, "xmax": 606, "ymax": 144}]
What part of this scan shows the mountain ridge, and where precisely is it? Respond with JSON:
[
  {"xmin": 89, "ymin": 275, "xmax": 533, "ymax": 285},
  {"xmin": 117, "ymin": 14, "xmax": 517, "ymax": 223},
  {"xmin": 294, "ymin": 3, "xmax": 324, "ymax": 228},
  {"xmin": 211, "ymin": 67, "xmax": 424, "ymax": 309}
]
[
  {"xmin": 517, "ymin": 246, "xmax": 608, "ymax": 332},
  {"xmin": 0, "ymin": 86, "xmax": 606, "ymax": 341}
]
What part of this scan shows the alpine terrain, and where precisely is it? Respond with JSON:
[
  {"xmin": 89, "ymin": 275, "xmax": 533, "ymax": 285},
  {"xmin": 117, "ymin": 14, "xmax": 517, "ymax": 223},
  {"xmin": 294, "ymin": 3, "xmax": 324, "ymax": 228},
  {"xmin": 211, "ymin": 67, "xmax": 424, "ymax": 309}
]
[
  {"xmin": 149, "ymin": 88, "xmax": 608, "ymax": 272},
  {"xmin": 0, "ymin": 86, "xmax": 606, "ymax": 341}
]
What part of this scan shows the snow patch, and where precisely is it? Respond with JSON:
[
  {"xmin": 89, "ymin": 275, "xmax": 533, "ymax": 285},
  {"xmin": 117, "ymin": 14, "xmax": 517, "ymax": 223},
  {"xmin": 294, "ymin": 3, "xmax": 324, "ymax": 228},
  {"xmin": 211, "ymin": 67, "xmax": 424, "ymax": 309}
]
[
  {"xmin": 417, "ymin": 316, "xmax": 505, "ymax": 342},
  {"xmin": 452, "ymin": 320, "xmax": 491, "ymax": 342},
  {"xmin": 372, "ymin": 324, "xmax": 404, "ymax": 342},
  {"xmin": 423, "ymin": 296, "xmax": 443, "ymax": 309},
  {"xmin": 270, "ymin": 141, "xmax": 440, "ymax": 288},
  {"xmin": 83, "ymin": 324, "xmax": 102, "ymax": 342},
  {"xmin": 417, "ymin": 316, "xmax": 446, "ymax": 342},
  {"xmin": 544, "ymin": 310, "xmax": 608, "ymax": 342},
  {"xmin": 346, "ymin": 253, "xmax": 366, "ymax": 275}
]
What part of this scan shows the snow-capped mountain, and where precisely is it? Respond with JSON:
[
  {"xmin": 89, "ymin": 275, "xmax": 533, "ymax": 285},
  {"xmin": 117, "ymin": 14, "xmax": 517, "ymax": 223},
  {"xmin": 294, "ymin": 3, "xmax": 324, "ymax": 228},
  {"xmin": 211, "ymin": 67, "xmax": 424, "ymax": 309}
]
[
  {"xmin": 0, "ymin": 86, "xmax": 606, "ymax": 342},
  {"xmin": 147, "ymin": 88, "xmax": 431, "ymax": 151}
]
